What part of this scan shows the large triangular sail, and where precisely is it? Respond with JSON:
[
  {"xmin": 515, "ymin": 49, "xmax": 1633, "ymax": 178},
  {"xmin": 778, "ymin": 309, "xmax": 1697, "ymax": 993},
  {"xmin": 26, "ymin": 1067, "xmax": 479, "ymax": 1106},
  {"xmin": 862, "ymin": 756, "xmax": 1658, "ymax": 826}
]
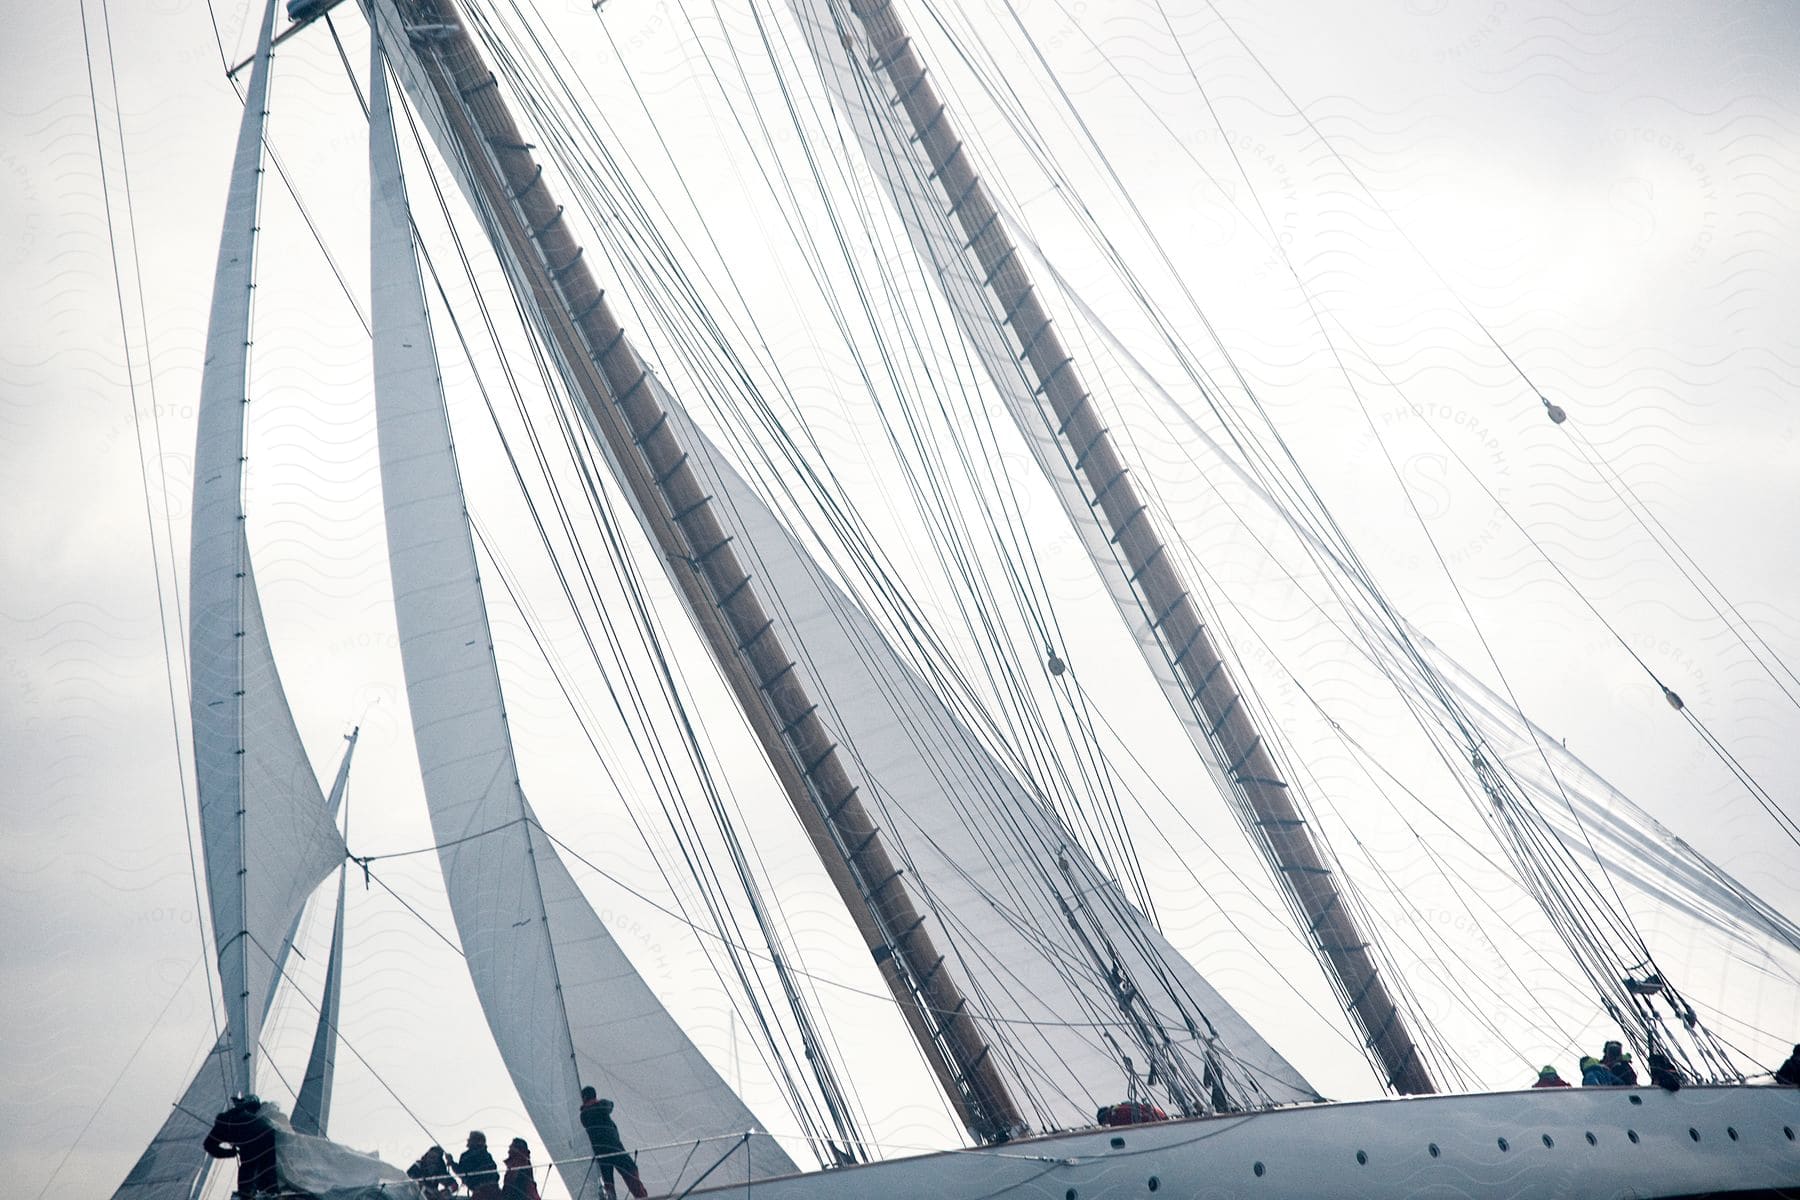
[
  {"xmin": 185, "ymin": 0, "xmax": 346, "ymax": 1104},
  {"xmin": 366, "ymin": 34, "xmax": 795, "ymax": 1193}
]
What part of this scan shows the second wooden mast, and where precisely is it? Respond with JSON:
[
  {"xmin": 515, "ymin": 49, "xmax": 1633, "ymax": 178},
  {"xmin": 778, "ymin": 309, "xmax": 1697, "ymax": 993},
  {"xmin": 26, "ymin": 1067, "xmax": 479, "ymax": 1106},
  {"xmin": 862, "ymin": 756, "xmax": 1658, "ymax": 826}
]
[
  {"xmin": 378, "ymin": 0, "xmax": 1026, "ymax": 1143},
  {"xmin": 839, "ymin": 0, "xmax": 1436, "ymax": 1096}
]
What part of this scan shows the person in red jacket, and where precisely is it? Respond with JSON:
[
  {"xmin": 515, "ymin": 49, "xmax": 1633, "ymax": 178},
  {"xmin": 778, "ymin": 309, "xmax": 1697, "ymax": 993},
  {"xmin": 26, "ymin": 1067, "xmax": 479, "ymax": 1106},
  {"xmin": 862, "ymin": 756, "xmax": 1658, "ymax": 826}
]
[
  {"xmin": 502, "ymin": 1137, "xmax": 542, "ymax": 1200},
  {"xmin": 1096, "ymin": 1101, "xmax": 1169, "ymax": 1126},
  {"xmin": 1531, "ymin": 1065, "xmax": 1571, "ymax": 1088}
]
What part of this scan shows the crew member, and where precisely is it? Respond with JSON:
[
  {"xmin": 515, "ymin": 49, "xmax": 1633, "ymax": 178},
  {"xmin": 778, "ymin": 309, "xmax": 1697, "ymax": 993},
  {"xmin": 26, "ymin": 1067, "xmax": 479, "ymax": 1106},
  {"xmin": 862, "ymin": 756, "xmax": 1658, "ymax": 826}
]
[
  {"xmin": 581, "ymin": 1087, "xmax": 649, "ymax": 1199},
  {"xmin": 203, "ymin": 1094, "xmax": 278, "ymax": 1198},
  {"xmin": 502, "ymin": 1137, "xmax": 542, "ymax": 1200},
  {"xmin": 407, "ymin": 1144, "xmax": 459, "ymax": 1197},
  {"xmin": 454, "ymin": 1130, "xmax": 502, "ymax": 1199}
]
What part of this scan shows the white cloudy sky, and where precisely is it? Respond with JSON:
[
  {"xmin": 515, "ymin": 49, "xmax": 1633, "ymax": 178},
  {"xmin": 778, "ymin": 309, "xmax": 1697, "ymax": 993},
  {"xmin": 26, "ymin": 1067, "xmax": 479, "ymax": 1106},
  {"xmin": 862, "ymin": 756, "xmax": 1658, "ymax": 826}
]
[{"xmin": 3, "ymin": 1, "xmax": 1798, "ymax": 1197}]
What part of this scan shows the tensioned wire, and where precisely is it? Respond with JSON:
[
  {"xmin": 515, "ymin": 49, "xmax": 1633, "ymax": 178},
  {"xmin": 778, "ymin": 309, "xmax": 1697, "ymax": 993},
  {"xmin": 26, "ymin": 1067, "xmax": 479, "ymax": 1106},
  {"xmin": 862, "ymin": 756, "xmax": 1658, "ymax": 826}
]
[
  {"xmin": 1035, "ymin": 0, "xmax": 1794, "ymax": 956},
  {"xmin": 680, "ymin": 4, "xmax": 1483, "ymax": 1072},
  {"xmin": 457, "ymin": 0, "xmax": 1296, "ymax": 1115},
  {"xmin": 464, "ymin": 2, "xmax": 1094, "ymax": 1129},
  {"xmin": 799, "ymin": 0, "xmax": 1447, "ymax": 1093},
  {"xmin": 1045, "ymin": 235, "xmax": 1800, "ymax": 1044},
  {"xmin": 468, "ymin": 0, "xmax": 1238, "ymax": 1115},
  {"xmin": 705, "ymin": 0, "xmax": 1195, "ymax": 1072},
  {"xmin": 554, "ymin": 0, "xmax": 1159, "ymax": 949},
  {"xmin": 749, "ymin": 0, "xmax": 1167, "ymax": 925},
  {"xmin": 83, "ymin": 0, "xmax": 226, "ymax": 1087},
  {"xmin": 723, "ymin": 0, "xmax": 1274, "ymax": 1057},
  {"xmin": 907, "ymin": 0, "xmax": 1749, "ymax": 1079},
  {"xmin": 846, "ymin": 0, "xmax": 1713, "ymax": 1086},
  {"xmin": 1120, "ymin": 14, "xmax": 1753, "ymax": 1073},
  {"xmin": 648, "ymin": 0, "xmax": 1447, "ymax": 1108},
  {"xmin": 648, "ymin": 0, "xmax": 1281, "ymax": 1115},
  {"xmin": 1197, "ymin": 0, "xmax": 1800, "ymax": 719}
]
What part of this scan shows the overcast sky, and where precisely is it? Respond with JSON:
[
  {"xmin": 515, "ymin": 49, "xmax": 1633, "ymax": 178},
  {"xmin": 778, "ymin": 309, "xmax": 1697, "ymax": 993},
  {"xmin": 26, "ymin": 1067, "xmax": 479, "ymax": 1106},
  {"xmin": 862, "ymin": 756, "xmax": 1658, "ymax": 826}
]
[{"xmin": 3, "ymin": 1, "xmax": 1799, "ymax": 1197}]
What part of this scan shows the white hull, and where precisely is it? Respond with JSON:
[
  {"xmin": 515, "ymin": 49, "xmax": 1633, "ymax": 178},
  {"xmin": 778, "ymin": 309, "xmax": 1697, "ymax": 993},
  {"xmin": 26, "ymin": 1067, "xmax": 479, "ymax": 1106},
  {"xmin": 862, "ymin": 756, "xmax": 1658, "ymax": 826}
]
[{"xmin": 706, "ymin": 1087, "xmax": 1800, "ymax": 1198}]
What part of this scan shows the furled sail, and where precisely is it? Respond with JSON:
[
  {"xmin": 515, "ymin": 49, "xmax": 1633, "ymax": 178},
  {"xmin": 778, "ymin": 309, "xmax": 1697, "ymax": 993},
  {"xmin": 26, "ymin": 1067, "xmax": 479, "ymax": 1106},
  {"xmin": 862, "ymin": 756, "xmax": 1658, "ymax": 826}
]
[
  {"xmin": 113, "ymin": 732, "xmax": 360, "ymax": 1200},
  {"xmin": 366, "ymin": 38, "xmax": 794, "ymax": 1194},
  {"xmin": 186, "ymin": 0, "xmax": 347, "ymax": 1102},
  {"xmin": 293, "ymin": 731, "xmax": 360, "ymax": 1136},
  {"xmin": 657, "ymin": 380, "xmax": 1319, "ymax": 1121}
]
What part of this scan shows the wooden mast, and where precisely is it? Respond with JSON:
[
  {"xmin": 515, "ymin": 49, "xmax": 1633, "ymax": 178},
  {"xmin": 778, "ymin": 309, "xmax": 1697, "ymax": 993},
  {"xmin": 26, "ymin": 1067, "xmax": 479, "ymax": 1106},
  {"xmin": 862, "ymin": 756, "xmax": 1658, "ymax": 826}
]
[
  {"xmin": 380, "ymin": 0, "xmax": 1027, "ymax": 1142},
  {"xmin": 840, "ymin": 0, "xmax": 1436, "ymax": 1096}
]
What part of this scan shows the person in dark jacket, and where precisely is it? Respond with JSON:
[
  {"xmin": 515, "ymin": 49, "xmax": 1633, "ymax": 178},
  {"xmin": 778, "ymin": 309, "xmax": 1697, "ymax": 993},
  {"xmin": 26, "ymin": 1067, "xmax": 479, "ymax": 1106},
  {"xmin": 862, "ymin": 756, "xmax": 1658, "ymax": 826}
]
[
  {"xmin": 408, "ymin": 1144, "xmax": 460, "ymax": 1197},
  {"xmin": 580, "ymin": 1087, "xmax": 649, "ymax": 1199},
  {"xmin": 1600, "ymin": 1040, "xmax": 1638, "ymax": 1086},
  {"xmin": 1647, "ymin": 1052, "xmax": 1682, "ymax": 1092},
  {"xmin": 1775, "ymin": 1044, "xmax": 1800, "ymax": 1087},
  {"xmin": 502, "ymin": 1137, "xmax": 542, "ymax": 1200},
  {"xmin": 1530, "ymin": 1065, "xmax": 1571, "ymax": 1088},
  {"xmin": 453, "ymin": 1130, "xmax": 502, "ymax": 1199},
  {"xmin": 203, "ymin": 1094, "xmax": 278, "ymax": 1197}
]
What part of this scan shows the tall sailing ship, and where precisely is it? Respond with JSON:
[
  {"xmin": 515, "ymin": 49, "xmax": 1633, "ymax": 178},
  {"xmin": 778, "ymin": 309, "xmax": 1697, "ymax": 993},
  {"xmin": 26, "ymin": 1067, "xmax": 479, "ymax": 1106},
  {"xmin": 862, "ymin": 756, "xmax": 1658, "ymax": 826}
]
[{"xmin": 85, "ymin": 0, "xmax": 1800, "ymax": 1196}]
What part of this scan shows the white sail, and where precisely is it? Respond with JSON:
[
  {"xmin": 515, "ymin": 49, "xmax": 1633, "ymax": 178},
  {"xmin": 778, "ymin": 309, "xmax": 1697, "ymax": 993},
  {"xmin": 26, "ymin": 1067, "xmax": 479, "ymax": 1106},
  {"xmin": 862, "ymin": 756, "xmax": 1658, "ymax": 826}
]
[
  {"xmin": 187, "ymin": 0, "xmax": 348, "ymax": 1103},
  {"xmin": 290, "ymin": 871, "xmax": 346, "ymax": 1138},
  {"xmin": 293, "ymin": 731, "xmax": 359, "ymax": 1137},
  {"xmin": 656, "ymin": 380, "xmax": 1318, "ymax": 1122},
  {"xmin": 113, "ymin": 732, "xmax": 361, "ymax": 1199},
  {"xmin": 366, "ymin": 39, "xmax": 794, "ymax": 1193}
]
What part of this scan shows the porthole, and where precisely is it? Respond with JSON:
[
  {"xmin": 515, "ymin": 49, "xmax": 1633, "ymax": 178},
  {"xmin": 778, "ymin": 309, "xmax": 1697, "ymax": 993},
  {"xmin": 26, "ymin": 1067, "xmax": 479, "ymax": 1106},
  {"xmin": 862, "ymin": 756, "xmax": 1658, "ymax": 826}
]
[
  {"xmin": 1542, "ymin": 1134, "xmax": 1554, "ymax": 1149},
  {"xmin": 1355, "ymin": 1150, "xmax": 1367, "ymax": 1165},
  {"xmin": 1689, "ymin": 1128, "xmax": 1701, "ymax": 1142},
  {"xmin": 1585, "ymin": 1132, "xmax": 1597, "ymax": 1146},
  {"xmin": 1065, "ymin": 1190, "xmax": 1077, "ymax": 1200},
  {"xmin": 1628, "ymin": 1129, "xmax": 1640, "ymax": 1144},
  {"xmin": 1727, "ymin": 1127, "xmax": 1739, "ymax": 1142},
  {"xmin": 1787, "ymin": 1126, "xmax": 1796, "ymax": 1141},
  {"xmin": 1497, "ymin": 1137, "xmax": 1509, "ymax": 1152},
  {"xmin": 1253, "ymin": 1161, "xmax": 1265, "ymax": 1177},
  {"xmin": 1147, "ymin": 1177, "xmax": 1160, "ymax": 1192},
  {"xmin": 1629, "ymin": 1094, "xmax": 1643, "ymax": 1105},
  {"xmin": 1109, "ymin": 1137, "xmax": 1125, "ymax": 1150},
  {"xmin": 1427, "ymin": 1143, "xmax": 1440, "ymax": 1158}
]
